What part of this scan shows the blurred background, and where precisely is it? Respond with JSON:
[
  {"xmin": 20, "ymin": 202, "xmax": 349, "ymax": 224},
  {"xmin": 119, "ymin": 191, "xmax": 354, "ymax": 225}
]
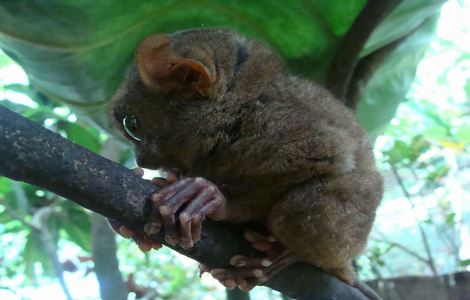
[{"xmin": 0, "ymin": 0, "xmax": 468, "ymax": 299}]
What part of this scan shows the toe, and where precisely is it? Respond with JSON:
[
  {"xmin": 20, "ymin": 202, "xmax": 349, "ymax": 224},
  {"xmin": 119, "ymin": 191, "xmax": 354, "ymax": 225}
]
[
  {"xmin": 230, "ymin": 255, "xmax": 273, "ymax": 268},
  {"xmin": 118, "ymin": 226, "xmax": 134, "ymax": 238}
]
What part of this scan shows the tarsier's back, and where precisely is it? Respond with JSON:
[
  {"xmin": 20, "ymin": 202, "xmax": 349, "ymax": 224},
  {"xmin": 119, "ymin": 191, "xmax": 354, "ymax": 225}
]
[{"xmin": 111, "ymin": 28, "xmax": 383, "ymax": 286}]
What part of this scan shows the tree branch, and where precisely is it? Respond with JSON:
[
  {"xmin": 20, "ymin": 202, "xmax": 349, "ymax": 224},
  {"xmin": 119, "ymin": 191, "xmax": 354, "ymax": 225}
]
[
  {"xmin": 326, "ymin": 0, "xmax": 402, "ymax": 101},
  {"xmin": 0, "ymin": 105, "xmax": 368, "ymax": 299},
  {"xmin": 371, "ymin": 237, "xmax": 431, "ymax": 266},
  {"xmin": 91, "ymin": 213, "xmax": 128, "ymax": 300},
  {"xmin": 389, "ymin": 162, "xmax": 438, "ymax": 276}
]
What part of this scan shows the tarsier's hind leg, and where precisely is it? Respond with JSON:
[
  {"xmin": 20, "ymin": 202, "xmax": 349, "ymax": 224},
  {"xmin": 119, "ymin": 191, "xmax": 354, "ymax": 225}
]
[
  {"xmin": 267, "ymin": 175, "xmax": 380, "ymax": 285},
  {"xmin": 325, "ymin": 264, "xmax": 356, "ymax": 284}
]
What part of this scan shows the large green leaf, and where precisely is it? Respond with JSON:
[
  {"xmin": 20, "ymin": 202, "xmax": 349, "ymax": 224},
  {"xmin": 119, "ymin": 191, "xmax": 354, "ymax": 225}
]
[
  {"xmin": 61, "ymin": 121, "xmax": 102, "ymax": 153},
  {"xmin": 357, "ymin": 15, "xmax": 440, "ymax": 137},
  {"xmin": 59, "ymin": 201, "xmax": 92, "ymax": 252},
  {"xmin": 361, "ymin": 0, "xmax": 446, "ymax": 57},
  {"xmin": 23, "ymin": 229, "xmax": 55, "ymax": 282},
  {"xmin": 0, "ymin": 1, "xmax": 445, "ymax": 134}
]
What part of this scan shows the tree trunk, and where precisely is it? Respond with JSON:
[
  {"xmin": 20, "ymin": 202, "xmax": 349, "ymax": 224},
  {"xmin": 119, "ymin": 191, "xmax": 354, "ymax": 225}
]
[{"xmin": 91, "ymin": 213, "xmax": 128, "ymax": 300}]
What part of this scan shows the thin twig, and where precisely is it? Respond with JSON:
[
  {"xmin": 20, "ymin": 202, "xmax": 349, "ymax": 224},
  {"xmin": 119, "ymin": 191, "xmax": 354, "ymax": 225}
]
[
  {"xmin": 0, "ymin": 196, "xmax": 35, "ymax": 229},
  {"xmin": 389, "ymin": 162, "xmax": 438, "ymax": 276},
  {"xmin": 33, "ymin": 206, "xmax": 74, "ymax": 300},
  {"xmin": 371, "ymin": 238, "xmax": 430, "ymax": 266}
]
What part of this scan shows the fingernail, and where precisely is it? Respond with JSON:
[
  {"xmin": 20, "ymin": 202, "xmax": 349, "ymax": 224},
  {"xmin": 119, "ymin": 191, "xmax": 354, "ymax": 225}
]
[
  {"xmin": 144, "ymin": 222, "xmax": 161, "ymax": 235},
  {"xmin": 119, "ymin": 227, "xmax": 133, "ymax": 238},
  {"xmin": 179, "ymin": 213, "xmax": 190, "ymax": 223},
  {"xmin": 253, "ymin": 269, "xmax": 263, "ymax": 278},
  {"xmin": 138, "ymin": 244, "xmax": 151, "ymax": 252},
  {"xmin": 240, "ymin": 285, "xmax": 251, "ymax": 292},
  {"xmin": 234, "ymin": 259, "xmax": 247, "ymax": 267},
  {"xmin": 199, "ymin": 264, "xmax": 209, "ymax": 271},
  {"xmin": 181, "ymin": 241, "xmax": 194, "ymax": 249},
  {"xmin": 210, "ymin": 269, "xmax": 225, "ymax": 278},
  {"xmin": 244, "ymin": 232, "xmax": 254, "ymax": 242},
  {"xmin": 230, "ymin": 255, "xmax": 247, "ymax": 267},
  {"xmin": 159, "ymin": 206, "xmax": 171, "ymax": 215},
  {"xmin": 151, "ymin": 242, "xmax": 162, "ymax": 250},
  {"xmin": 165, "ymin": 236, "xmax": 177, "ymax": 246},
  {"xmin": 261, "ymin": 259, "xmax": 272, "ymax": 267},
  {"xmin": 225, "ymin": 279, "xmax": 236, "ymax": 289}
]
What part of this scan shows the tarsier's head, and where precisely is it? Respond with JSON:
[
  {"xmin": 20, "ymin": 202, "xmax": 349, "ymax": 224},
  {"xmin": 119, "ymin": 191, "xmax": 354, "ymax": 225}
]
[{"xmin": 110, "ymin": 29, "xmax": 281, "ymax": 170}]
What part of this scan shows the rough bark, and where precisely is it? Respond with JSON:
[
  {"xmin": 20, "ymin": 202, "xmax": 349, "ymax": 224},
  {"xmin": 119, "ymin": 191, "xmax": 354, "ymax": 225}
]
[{"xmin": 0, "ymin": 105, "xmax": 368, "ymax": 299}]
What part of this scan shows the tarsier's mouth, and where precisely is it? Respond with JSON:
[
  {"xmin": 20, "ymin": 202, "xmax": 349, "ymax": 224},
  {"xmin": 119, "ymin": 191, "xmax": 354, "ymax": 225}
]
[{"xmin": 136, "ymin": 154, "xmax": 157, "ymax": 170}]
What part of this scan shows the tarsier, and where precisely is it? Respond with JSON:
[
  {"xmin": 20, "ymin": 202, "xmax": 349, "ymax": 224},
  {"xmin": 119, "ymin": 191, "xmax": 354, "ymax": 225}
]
[{"xmin": 110, "ymin": 28, "xmax": 383, "ymax": 291}]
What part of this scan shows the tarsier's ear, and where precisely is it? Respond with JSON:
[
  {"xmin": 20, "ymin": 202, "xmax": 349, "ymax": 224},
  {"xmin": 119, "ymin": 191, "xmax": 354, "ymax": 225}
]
[{"xmin": 136, "ymin": 34, "xmax": 213, "ymax": 95}]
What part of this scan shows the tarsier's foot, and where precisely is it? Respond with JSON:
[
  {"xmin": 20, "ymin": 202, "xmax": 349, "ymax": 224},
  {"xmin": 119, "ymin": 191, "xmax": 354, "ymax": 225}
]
[{"xmin": 201, "ymin": 230, "xmax": 299, "ymax": 291}]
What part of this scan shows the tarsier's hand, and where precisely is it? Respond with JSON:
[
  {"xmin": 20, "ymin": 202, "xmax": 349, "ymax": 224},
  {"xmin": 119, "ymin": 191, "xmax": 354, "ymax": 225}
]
[
  {"xmin": 149, "ymin": 175, "xmax": 227, "ymax": 249},
  {"xmin": 200, "ymin": 230, "xmax": 299, "ymax": 291},
  {"xmin": 108, "ymin": 167, "xmax": 181, "ymax": 252},
  {"xmin": 110, "ymin": 168, "xmax": 227, "ymax": 251}
]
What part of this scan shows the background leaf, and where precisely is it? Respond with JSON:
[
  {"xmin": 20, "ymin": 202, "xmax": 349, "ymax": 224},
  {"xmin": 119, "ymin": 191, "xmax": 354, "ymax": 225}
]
[
  {"xmin": 61, "ymin": 122, "xmax": 101, "ymax": 153},
  {"xmin": 23, "ymin": 229, "xmax": 55, "ymax": 282},
  {"xmin": 59, "ymin": 202, "xmax": 92, "ymax": 252},
  {"xmin": 357, "ymin": 15, "xmax": 440, "ymax": 137},
  {"xmin": 0, "ymin": 0, "xmax": 445, "ymax": 134}
]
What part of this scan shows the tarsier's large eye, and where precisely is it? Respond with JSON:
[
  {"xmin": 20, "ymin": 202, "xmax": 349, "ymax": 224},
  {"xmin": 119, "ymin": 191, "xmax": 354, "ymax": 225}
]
[{"xmin": 123, "ymin": 115, "xmax": 144, "ymax": 141}]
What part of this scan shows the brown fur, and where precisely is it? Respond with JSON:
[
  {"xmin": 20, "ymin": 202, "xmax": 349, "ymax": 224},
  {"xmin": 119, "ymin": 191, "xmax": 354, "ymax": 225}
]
[{"xmin": 110, "ymin": 28, "xmax": 383, "ymax": 284}]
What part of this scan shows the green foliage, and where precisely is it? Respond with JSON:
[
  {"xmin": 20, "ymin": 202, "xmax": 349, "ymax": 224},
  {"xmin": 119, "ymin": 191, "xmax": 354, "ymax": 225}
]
[
  {"xmin": 23, "ymin": 229, "xmax": 55, "ymax": 282},
  {"xmin": 357, "ymin": 16, "xmax": 440, "ymax": 137},
  {"xmin": 60, "ymin": 122, "xmax": 102, "ymax": 153},
  {"xmin": 0, "ymin": 0, "xmax": 444, "ymax": 132},
  {"xmin": 0, "ymin": 1, "xmax": 462, "ymax": 298},
  {"xmin": 362, "ymin": 0, "xmax": 446, "ymax": 56},
  {"xmin": 59, "ymin": 202, "xmax": 92, "ymax": 253},
  {"xmin": 359, "ymin": 3, "xmax": 470, "ymax": 278},
  {"xmin": 0, "ymin": 1, "xmax": 367, "ymax": 104},
  {"xmin": 460, "ymin": 259, "xmax": 470, "ymax": 267},
  {"xmin": 0, "ymin": 52, "xmax": 13, "ymax": 68}
]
